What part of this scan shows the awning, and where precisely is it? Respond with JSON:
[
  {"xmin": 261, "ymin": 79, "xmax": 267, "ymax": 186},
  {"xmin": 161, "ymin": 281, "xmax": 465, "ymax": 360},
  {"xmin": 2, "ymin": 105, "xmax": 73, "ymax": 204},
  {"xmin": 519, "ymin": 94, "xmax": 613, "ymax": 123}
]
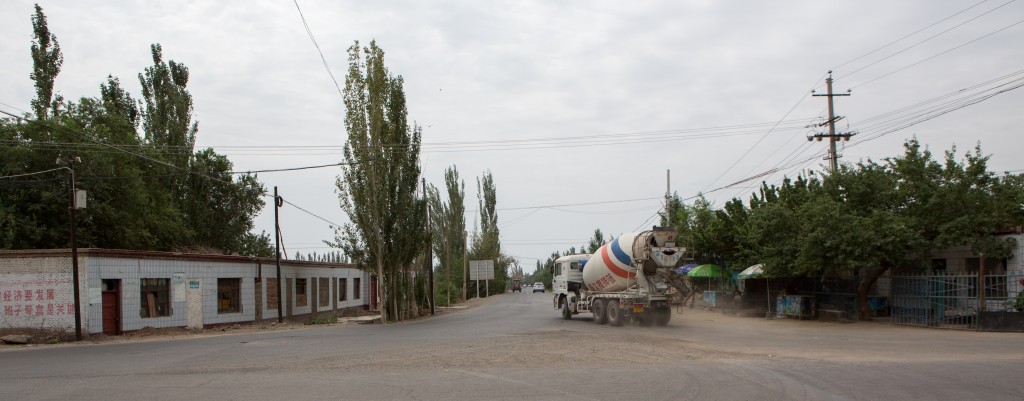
[
  {"xmin": 687, "ymin": 264, "xmax": 722, "ymax": 278},
  {"xmin": 738, "ymin": 264, "xmax": 764, "ymax": 280}
]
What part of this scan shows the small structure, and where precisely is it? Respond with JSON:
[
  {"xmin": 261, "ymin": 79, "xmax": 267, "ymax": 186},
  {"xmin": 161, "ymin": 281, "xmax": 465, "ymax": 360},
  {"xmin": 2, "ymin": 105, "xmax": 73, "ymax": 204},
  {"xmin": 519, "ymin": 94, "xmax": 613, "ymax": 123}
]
[{"xmin": 0, "ymin": 249, "xmax": 370, "ymax": 336}]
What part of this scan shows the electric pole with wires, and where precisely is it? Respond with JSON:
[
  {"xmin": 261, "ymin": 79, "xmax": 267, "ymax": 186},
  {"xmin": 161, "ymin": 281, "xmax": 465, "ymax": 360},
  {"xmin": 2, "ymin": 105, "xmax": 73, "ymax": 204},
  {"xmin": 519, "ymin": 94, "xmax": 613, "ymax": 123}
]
[{"xmin": 809, "ymin": 71, "xmax": 856, "ymax": 172}]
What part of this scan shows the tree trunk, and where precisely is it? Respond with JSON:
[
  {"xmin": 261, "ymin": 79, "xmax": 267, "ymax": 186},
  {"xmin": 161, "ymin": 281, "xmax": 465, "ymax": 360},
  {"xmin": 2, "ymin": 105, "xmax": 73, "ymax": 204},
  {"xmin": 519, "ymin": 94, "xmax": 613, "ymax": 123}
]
[
  {"xmin": 376, "ymin": 253, "xmax": 387, "ymax": 323},
  {"xmin": 857, "ymin": 262, "xmax": 889, "ymax": 321}
]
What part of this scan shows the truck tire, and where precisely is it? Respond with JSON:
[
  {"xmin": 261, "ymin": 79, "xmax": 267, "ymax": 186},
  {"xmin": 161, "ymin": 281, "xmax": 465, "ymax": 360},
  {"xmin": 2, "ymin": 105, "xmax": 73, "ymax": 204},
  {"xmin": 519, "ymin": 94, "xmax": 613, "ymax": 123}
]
[
  {"xmin": 561, "ymin": 301, "xmax": 572, "ymax": 320},
  {"xmin": 635, "ymin": 312, "xmax": 653, "ymax": 327},
  {"xmin": 653, "ymin": 308, "xmax": 671, "ymax": 326},
  {"xmin": 607, "ymin": 300, "xmax": 623, "ymax": 327},
  {"xmin": 592, "ymin": 299, "xmax": 608, "ymax": 325}
]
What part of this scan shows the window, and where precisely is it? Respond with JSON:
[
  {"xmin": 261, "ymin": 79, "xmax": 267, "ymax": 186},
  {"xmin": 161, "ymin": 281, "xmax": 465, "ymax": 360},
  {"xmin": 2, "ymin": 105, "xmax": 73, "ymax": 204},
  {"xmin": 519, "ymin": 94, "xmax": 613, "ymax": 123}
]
[
  {"xmin": 353, "ymin": 278, "xmax": 361, "ymax": 300},
  {"xmin": 218, "ymin": 278, "xmax": 241, "ymax": 313},
  {"xmin": 140, "ymin": 278, "xmax": 170, "ymax": 318},
  {"xmin": 266, "ymin": 278, "xmax": 278, "ymax": 310},
  {"xmin": 338, "ymin": 278, "xmax": 348, "ymax": 301},
  {"xmin": 318, "ymin": 277, "xmax": 330, "ymax": 307},
  {"xmin": 296, "ymin": 278, "xmax": 308, "ymax": 307}
]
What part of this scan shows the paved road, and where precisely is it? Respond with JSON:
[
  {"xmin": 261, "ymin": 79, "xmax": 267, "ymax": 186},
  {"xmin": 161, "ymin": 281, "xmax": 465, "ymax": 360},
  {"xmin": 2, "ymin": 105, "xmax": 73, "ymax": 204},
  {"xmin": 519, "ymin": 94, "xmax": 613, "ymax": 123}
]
[{"xmin": 2, "ymin": 290, "xmax": 1023, "ymax": 400}]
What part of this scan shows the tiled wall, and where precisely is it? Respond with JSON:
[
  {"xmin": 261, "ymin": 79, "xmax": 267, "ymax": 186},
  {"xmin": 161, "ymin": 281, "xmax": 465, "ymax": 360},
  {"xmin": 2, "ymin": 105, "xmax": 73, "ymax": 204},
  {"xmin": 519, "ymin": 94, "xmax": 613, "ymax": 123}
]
[
  {"xmin": 0, "ymin": 255, "xmax": 86, "ymax": 331},
  {"xmin": 0, "ymin": 253, "xmax": 370, "ymax": 334}
]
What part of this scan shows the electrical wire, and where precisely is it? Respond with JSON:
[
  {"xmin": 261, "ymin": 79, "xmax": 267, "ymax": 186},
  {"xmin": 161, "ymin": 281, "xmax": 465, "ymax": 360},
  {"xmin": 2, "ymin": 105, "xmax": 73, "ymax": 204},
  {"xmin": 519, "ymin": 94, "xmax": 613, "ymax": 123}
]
[
  {"xmin": 831, "ymin": 0, "xmax": 994, "ymax": 71},
  {"xmin": 849, "ymin": 16, "xmax": 1024, "ymax": 90},
  {"xmin": 838, "ymin": 0, "xmax": 1015, "ymax": 80},
  {"xmin": 293, "ymin": 0, "xmax": 344, "ymax": 101},
  {"xmin": 700, "ymin": 73, "xmax": 828, "ymax": 194},
  {"xmin": 0, "ymin": 167, "xmax": 66, "ymax": 180},
  {"xmin": 281, "ymin": 198, "xmax": 343, "ymax": 228}
]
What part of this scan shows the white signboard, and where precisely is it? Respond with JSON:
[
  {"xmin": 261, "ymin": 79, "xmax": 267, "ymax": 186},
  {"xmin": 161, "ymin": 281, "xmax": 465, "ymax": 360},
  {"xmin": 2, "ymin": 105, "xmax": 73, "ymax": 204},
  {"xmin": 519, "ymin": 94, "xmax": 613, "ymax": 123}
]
[
  {"xmin": 173, "ymin": 273, "xmax": 186, "ymax": 302},
  {"xmin": 469, "ymin": 260, "xmax": 494, "ymax": 281}
]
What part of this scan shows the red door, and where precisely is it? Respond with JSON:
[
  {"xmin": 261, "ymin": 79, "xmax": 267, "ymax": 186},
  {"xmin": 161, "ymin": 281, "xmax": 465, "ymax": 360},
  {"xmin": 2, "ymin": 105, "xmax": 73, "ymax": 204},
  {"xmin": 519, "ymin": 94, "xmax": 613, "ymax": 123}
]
[{"xmin": 102, "ymin": 279, "xmax": 121, "ymax": 335}]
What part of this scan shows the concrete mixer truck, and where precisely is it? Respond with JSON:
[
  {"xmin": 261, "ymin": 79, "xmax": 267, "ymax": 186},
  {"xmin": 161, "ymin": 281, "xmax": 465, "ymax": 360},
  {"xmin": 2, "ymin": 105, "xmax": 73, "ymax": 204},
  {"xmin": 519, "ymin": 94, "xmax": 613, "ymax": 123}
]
[{"xmin": 551, "ymin": 226, "xmax": 690, "ymax": 326}]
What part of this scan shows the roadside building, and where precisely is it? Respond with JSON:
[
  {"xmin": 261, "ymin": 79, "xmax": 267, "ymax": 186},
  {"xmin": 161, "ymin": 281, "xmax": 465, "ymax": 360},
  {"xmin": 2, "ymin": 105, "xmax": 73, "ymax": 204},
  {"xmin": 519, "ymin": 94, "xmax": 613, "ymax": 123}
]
[{"xmin": 0, "ymin": 249, "xmax": 370, "ymax": 336}]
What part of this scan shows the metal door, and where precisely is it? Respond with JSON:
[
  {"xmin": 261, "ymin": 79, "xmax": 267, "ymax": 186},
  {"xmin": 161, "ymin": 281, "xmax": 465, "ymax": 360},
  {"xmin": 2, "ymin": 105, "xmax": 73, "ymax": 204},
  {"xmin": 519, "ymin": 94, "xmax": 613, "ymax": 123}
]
[{"xmin": 101, "ymin": 279, "xmax": 121, "ymax": 335}]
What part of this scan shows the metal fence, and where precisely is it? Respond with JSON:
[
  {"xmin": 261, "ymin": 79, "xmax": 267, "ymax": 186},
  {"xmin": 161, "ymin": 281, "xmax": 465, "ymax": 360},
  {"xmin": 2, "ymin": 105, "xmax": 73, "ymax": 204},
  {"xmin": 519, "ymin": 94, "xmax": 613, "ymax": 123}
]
[{"xmin": 890, "ymin": 273, "xmax": 1024, "ymax": 330}]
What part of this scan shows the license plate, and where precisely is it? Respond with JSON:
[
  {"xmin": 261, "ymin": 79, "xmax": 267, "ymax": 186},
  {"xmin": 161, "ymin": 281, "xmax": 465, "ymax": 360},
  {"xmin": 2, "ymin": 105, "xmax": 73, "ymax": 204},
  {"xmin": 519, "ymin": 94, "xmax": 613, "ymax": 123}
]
[{"xmin": 633, "ymin": 305, "xmax": 644, "ymax": 313}]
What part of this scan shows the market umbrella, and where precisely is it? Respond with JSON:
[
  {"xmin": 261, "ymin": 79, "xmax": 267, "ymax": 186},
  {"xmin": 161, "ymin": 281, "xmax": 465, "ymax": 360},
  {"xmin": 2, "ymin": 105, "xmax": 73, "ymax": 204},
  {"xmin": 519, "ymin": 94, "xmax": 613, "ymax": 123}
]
[
  {"xmin": 673, "ymin": 263, "xmax": 699, "ymax": 275},
  {"xmin": 738, "ymin": 264, "xmax": 764, "ymax": 280},
  {"xmin": 687, "ymin": 264, "xmax": 722, "ymax": 278}
]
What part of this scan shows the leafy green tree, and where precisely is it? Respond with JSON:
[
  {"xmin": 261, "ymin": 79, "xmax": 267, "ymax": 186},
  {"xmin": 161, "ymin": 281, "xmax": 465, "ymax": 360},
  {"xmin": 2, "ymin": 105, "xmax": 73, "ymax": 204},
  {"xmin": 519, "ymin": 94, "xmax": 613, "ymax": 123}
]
[
  {"xmin": 469, "ymin": 170, "xmax": 509, "ymax": 295},
  {"xmin": 2, "ymin": 8, "xmax": 269, "ymax": 257},
  {"xmin": 183, "ymin": 149, "xmax": 267, "ymax": 254},
  {"xmin": 139, "ymin": 43, "xmax": 196, "ymax": 170},
  {"xmin": 586, "ymin": 229, "xmax": 607, "ymax": 253},
  {"xmin": 427, "ymin": 165, "xmax": 467, "ymax": 301},
  {"xmin": 333, "ymin": 40, "xmax": 425, "ymax": 322},
  {"xmin": 29, "ymin": 3, "xmax": 62, "ymax": 119}
]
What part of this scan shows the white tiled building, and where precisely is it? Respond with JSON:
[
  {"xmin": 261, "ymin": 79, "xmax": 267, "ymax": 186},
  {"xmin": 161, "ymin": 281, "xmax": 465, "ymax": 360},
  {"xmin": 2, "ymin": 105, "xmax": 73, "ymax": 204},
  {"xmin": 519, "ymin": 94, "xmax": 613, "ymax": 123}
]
[{"xmin": 0, "ymin": 249, "xmax": 370, "ymax": 335}]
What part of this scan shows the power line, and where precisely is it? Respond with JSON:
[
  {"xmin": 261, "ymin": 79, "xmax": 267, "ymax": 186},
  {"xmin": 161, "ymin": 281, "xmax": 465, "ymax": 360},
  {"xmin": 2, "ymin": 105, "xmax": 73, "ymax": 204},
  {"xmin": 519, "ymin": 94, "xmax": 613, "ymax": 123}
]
[
  {"xmin": 837, "ymin": 0, "xmax": 1014, "ymax": 79},
  {"xmin": 849, "ymin": 16, "xmax": 1024, "ymax": 90},
  {"xmin": 0, "ymin": 108, "xmax": 238, "ymax": 188},
  {"xmin": 468, "ymin": 196, "xmax": 663, "ymax": 213},
  {"xmin": 700, "ymin": 73, "xmax": 828, "ymax": 194},
  {"xmin": 292, "ymin": 0, "xmax": 344, "ymax": 101},
  {"xmin": 831, "ymin": 0, "xmax": 995, "ymax": 71},
  {"xmin": 281, "ymin": 198, "xmax": 343, "ymax": 228},
  {"xmin": 0, "ymin": 167, "xmax": 65, "ymax": 180}
]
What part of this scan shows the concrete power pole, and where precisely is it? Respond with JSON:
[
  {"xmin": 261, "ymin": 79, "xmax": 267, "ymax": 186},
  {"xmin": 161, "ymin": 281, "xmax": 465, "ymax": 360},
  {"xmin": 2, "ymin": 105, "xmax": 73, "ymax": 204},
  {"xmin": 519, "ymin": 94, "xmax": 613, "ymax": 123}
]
[
  {"xmin": 665, "ymin": 169, "xmax": 671, "ymax": 226},
  {"xmin": 809, "ymin": 71, "xmax": 855, "ymax": 172}
]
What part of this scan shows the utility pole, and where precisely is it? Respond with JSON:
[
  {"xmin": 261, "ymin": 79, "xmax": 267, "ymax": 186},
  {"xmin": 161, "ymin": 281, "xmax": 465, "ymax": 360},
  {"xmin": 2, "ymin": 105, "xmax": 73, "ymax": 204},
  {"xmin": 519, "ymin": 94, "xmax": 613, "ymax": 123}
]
[
  {"xmin": 809, "ymin": 71, "xmax": 855, "ymax": 172},
  {"xmin": 665, "ymin": 169, "xmax": 671, "ymax": 225},
  {"xmin": 60, "ymin": 157, "xmax": 83, "ymax": 341},
  {"xmin": 463, "ymin": 231, "xmax": 468, "ymax": 301},
  {"xmin": 274, "ymin": 186, "xmax": 283, "ymax": 323}
]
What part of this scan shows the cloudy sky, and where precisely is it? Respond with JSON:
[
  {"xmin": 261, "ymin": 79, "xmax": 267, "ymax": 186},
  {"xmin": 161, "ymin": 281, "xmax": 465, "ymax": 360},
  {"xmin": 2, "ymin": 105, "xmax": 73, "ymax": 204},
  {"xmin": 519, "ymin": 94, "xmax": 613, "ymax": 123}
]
[{"xmin": 2, "ymin": 1, "xmax": 1023, "ymax": 271}]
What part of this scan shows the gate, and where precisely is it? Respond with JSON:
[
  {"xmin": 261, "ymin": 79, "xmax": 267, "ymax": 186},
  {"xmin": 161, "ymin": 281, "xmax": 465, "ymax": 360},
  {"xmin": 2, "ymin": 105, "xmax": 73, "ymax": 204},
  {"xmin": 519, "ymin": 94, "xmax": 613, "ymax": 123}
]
[{"xmin": 891, "ymin": 273, "xmax": 1024, "ymax": 331}]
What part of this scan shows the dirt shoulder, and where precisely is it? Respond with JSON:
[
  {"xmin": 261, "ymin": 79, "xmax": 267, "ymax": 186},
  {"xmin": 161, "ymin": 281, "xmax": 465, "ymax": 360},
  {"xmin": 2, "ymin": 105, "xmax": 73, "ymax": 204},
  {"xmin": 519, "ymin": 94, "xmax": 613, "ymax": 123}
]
[{"xmin": 0, "ymin": 296, "xmax": 496, "ymax": 350}]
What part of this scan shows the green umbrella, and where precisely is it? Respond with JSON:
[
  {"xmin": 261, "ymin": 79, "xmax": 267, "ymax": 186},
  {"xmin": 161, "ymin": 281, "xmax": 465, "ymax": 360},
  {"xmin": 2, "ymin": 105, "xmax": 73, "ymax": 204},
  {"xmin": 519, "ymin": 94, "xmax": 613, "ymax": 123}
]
[{"xmin": 687, "ymin": 264, "xmax": 722, "ymax": 278}]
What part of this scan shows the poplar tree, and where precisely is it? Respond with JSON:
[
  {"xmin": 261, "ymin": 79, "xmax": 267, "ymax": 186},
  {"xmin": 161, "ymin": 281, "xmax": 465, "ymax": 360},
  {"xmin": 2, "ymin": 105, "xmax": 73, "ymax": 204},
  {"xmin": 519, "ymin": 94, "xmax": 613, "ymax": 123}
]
[
  {"xmin": 29, "ymin": 3, "xmax": 62, "ymax": 119},
  {"xmin": 334, "ymin": 40, "xmax": 424, "ymax": 322}
]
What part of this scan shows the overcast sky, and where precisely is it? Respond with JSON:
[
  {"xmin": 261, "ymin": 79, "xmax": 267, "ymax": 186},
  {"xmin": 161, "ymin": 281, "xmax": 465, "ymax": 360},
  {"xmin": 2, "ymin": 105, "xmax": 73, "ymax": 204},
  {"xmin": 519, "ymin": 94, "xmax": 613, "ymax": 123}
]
[{"xmin": 2, "ymin": 1, "xmax": 1023, "ymax": 271}]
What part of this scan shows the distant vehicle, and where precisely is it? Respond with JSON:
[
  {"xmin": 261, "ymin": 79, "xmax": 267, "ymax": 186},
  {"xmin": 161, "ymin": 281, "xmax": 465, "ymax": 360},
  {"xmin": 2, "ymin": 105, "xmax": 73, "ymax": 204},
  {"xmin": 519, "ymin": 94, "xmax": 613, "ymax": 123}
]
[
  {"xmin": 511, "ymin": 279, "xmax": 522, "ymax": 292},
  {"xmin": 533, "ymin": 283, "xmax": 545, "ymax": 293}
]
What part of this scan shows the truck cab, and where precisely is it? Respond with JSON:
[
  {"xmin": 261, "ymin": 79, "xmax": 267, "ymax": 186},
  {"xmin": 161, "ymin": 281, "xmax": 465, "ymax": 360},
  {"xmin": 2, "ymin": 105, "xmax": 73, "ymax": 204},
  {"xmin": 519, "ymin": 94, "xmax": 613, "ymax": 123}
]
[
  {"xmin": 552, "ymin": 254, "xmax": 589, "ymax": 310},
  {"xmin": 511, "ymin": 279, "xmax": 522, "ymax": 292}
]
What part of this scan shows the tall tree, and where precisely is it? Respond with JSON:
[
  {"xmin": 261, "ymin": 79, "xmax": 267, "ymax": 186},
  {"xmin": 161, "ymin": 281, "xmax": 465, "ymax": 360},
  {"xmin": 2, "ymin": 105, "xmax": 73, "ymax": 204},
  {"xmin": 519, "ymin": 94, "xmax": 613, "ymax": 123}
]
[
  {"xmin": 29, "ymin": 4, "xmax": 62, "ymax": 119},
  {"xmin": 334, "ymin": 40, "xmax": 424, "ymax": 322},
  {"xmin": 469, "ymin": 170, "xmax": 509, "ymax": 295},
  {"xmin": 139, "ymin": 43, "xmax": 197, "ymax": 170},
  {"xmin": 586, "ymin": 229, "xmax": 606, "ymax": 253},
  {"xmin": 427, "ymin": 165, "xmax": 467, "ymax": 301}
]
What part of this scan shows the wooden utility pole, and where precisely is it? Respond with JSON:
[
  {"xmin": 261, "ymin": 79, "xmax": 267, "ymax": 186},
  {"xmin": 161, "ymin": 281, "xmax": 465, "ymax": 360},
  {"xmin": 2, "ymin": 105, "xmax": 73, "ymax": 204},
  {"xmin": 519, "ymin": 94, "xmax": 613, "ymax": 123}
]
[
  {"xmin": 810, "ymin": 71, "xmax": 855, "ymax": 172},
  {"xmin": 274, "ymin": 186, "xmax": 283, "ymax": 323},
  {"xmin": 463, "ymin": 232, "xmax": 468, "ymax": 301},
  {"xmin": 62, "ymin": 157, "xmax": 83, "ymax": 341}
]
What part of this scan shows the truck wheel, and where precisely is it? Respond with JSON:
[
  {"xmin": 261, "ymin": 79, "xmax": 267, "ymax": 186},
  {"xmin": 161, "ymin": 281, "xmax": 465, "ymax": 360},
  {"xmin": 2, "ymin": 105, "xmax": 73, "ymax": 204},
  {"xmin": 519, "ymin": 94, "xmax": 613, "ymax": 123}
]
[
  {"xmin": 592, "ymin": 299, "xmax": 608, "ymax": 325},
  {"xmin": 607, "ymin": 300, "xmax": 623, "ymax": 327},
  {"xmin": 653, "ymin": 308, "xmax": 671, "ymax": 326},
  {"xmin": 561, "ymin": 301, "xmax": 572, "ymax": 320}
]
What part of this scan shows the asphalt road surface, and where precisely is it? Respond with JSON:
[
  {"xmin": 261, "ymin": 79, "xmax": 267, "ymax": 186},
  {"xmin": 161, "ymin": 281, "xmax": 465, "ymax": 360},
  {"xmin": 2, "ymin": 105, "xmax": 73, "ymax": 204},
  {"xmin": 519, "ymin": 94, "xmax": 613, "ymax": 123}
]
[{"xmin": 2, "ymin": 291, "xmax": 1023, "ymax": 401}]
